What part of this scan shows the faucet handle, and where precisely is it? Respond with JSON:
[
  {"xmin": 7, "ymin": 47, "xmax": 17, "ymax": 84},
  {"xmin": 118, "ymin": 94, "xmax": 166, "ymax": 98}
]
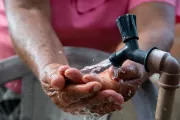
[{"xmin": 116, "ymin": 14, "xmax": 139, "ymax": 42}]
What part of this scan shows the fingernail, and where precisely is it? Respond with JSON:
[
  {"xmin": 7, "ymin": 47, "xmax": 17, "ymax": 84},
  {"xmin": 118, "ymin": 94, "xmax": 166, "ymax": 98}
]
[
  {"xmin": 93, "ymin": 85, "xmax": 101, "ymax": 92},
  {"xmin": 108, "ymin": 96, "xmax": 114, "ymax": 102}
]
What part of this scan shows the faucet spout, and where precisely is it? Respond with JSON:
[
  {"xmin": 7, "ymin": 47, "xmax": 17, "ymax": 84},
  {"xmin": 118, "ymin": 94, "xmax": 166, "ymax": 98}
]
[
  {"xmin": 109, "ymin": 14, "xmax": 156, "ymax": 72},
  {"xmin": 109, "ymin": 46, "xmax": 128, "ymax": 67}
]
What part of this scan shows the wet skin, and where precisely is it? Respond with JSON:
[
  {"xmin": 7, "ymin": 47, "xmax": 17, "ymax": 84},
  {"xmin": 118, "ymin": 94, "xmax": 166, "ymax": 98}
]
[
  {"xmin": 40, "ymin": 60, "xmax": 151, "ymax": 115},
  {"xmin": 5, "ymin": 0, "xmax": 175, "ymax": 116}
]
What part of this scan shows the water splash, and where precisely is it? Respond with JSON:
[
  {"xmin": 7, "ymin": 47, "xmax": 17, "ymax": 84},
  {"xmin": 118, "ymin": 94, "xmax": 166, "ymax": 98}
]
[
  {"xmin": 120, "ymin": 110, "xmax": 123, "ymax": 114},
  {"xmin": 79, "ymin": 114, "xmax": 100, "ymax": 120},
  {"xmin": 128, "ymin": 90, "xmax": 132, "ymax": 97},
  {"xmin": 163, "ymin": 108, "xmax": 167, "ymax": 111},
  {"xmin": 80, "ymin": 59, "xmax": 124, "ymax": 82},
  {"xmin": 112, "ymin": 67, "xmax": 119, "ymax": 79},
  {"xmin": 111, "ymin": 67, "xmax": 124, "ymax": 81},
  {"xmin": 81, "ymin": 59, "xmax": 111, "ymax": 74},
  {"xmin": 77, "ymin": 108, "xmax": 101, "ymax": 120}
]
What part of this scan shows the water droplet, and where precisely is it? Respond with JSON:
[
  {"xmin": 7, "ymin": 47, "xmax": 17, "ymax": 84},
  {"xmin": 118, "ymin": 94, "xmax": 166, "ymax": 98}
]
[
  {"xmin": 120, "ymin": 110, "xmax": 123, "ymax": 114},
  {"xmin": 120, "ymin": 79, "xmax": 124, "ymax": 83},
  {"xmin": 113, "ymin": 67, "xmax": 119, "ymax": 78},
  {"xmin": 128, "ymin": 90, "xmax": 132, "ymax": 96},
  {"xmin": 164, "ymin": 108, "xmax": 167, "ymax": 111},
  {"xmin": 77, "ymin": 108, "xmax": 101, "ymax": 120}
]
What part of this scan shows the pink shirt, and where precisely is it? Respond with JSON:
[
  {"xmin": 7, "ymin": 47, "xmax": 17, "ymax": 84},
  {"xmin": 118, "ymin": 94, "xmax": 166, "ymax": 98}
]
[{"xmin": 0, "ymin": 0, "xmax": 178, "ymax": 93}]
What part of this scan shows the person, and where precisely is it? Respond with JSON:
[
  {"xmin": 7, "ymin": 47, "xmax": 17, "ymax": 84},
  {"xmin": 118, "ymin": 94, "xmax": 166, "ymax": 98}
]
[{"xmin": 0, "ymin": 0, "xmax": 179, "ymax": 117}]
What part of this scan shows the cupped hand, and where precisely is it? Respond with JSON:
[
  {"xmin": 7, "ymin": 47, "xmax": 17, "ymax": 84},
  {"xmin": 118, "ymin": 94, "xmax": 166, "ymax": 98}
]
[
  {"xmin": 39, "ymin": 63, "xmax": 124, "ymax": 116},
  {"xmin": 83, "ymin": 60, "xmax": 151, "ymax": 102}
]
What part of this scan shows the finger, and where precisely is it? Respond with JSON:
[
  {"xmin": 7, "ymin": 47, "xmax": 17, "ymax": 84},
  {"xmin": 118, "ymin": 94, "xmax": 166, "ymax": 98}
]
[
  {"xmin": 119, "ymin": 82, "xmax": 137, "ymax": 102},
  {"xmin": 109, "ymin": 63, "xmax": 142, "ymax": 82},
  {"xmin": 62, "ymin": 81, "xmax": 102, "ymax": 102},
  {"xmin": 83, "ymin": 74, "xmax": 137, "ymax": 102},
  {"xmin": 58, "ymin": 65, "xmax": 70, "ymax": 75},
  {"xmin": 83, "ymin": 90, "xmax": 124, "ymax": 106},
  {"xmin": 43, "ymin": 65, "xmax": 66, "ymax": 90},
  {"xmin": 83, "ymin": 74, "xmax": 120, "ymax": 92},
  {"xmin": 83, "ymin": 74, "xmax": 101, "ymax": 83},
  {"xmin": 64, "ymin": 68, "xmax": 84, "ymax": 83},
  {"xmin": 109, "ymin": 62, "xmax": 142, "ymax": 88},
  {"xmin": 108, "ymin": 63, "xmax": 140, "ymax": 81},
  {"xmin": 126, "ymin": 77, "xmax": 143, "ymax": 86},
  {"xmin": 119, "ymin": 61, "xmax": 141, "ymax": 80},
  {"xmin": 50, "ymin": 74, "xmax": 65, "ymax": 90}
]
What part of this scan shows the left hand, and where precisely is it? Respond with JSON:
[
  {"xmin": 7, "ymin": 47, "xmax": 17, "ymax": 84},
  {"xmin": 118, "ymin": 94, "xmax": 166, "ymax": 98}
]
[
  {"xmin": 116, "ymin": 60, "xmax": 151, "ymax": 87},
  {"xmin": 83, "ymin": 60, "xmax": 151, "ymax": 102}
]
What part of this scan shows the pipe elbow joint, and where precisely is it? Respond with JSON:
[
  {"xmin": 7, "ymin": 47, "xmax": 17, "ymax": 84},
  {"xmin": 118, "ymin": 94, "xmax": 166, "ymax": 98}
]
[
  {"xmin": 162, "ymin": 55, "xmax": 180, "ymax": 74},
  {"xmin": 159, "ymin": 54, "xmax": 180, "ymax": 89}
]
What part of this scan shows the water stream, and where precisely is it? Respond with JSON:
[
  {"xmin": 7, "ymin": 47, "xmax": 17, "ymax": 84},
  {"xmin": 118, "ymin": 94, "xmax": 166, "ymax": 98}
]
[
  {"xmin": 81, "ymin": 58, "xmax": 121, "ymax": 79},
  {"xmin": 77, "ymin": 108, "xmax": 101, "ymax": 120},
  {"xmin": 79, "ymin": 115, "xmax": 100, "ymax": 120},
  {"xmin": 81, "ymin": 59, "xmax": 112, "ymax": 74}
]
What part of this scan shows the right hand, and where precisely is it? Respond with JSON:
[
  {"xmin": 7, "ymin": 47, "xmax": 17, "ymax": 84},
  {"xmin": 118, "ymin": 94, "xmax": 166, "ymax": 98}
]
[{"xmin": 39, "ymin": 63, "xmax": 124, "ymax": 115}]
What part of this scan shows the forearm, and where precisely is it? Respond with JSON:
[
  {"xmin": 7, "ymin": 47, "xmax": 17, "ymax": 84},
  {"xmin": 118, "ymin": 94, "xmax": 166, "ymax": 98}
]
[
  {"xmin": 5, "ymin": 6, "xmax": 68, "ymax": 78},
  {"xmin": 137, "ymin": 27, "xmax": 173, "ymax": 51}
]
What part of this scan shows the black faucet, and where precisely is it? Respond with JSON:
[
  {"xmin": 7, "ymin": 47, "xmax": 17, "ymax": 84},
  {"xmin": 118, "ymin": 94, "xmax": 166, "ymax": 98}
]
[{"xmin": 109, "ymin": 14, "xmax": 156, "ymax": 72}]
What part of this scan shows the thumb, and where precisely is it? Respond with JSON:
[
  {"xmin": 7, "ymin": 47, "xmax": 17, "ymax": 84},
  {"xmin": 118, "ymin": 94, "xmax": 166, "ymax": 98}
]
[
  {"xmin": 50, "ymin": 74, "xmax": 65, "ymax": 90},
  {"xmin": 109, "ymin": 61, "xmax": 141, "ymax": 81},
  {"xmin": 120, "ymin": 61, "xmax": 140, "ymax": 80},
  {"xmin": 41, "ymin": 64, "xmax": 66, "ymax": 90}
]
